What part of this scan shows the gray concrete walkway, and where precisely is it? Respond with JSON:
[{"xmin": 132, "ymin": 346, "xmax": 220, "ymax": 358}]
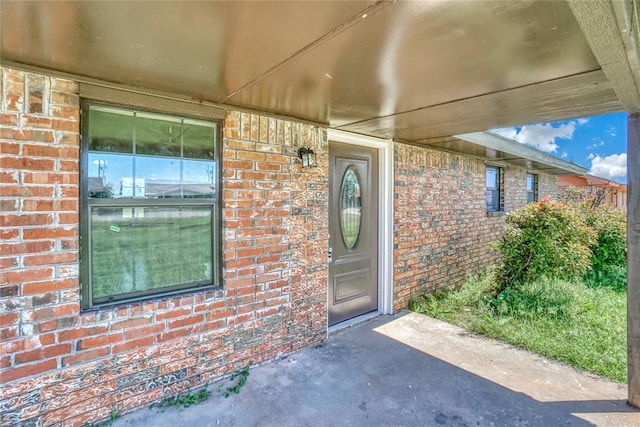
[{"xmin": 113, "ymin": 312, "xmax": 639, "ymax": 427}]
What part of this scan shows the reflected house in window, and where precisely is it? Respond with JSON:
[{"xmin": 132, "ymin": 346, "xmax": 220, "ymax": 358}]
[
  {"xmin": 121, "ymin": 177, "xmax": 146, "ymax": 198},
  {"xmin": 117, "ymin": 178, "xmax": 215, "ymax": 199},
  {"xmin": 146, "ymin": 181, "xmax": 215, "ymax": 199},
  {"xmin": 88, "ymin": 176, "xmax": 108, "ymax": 198}
]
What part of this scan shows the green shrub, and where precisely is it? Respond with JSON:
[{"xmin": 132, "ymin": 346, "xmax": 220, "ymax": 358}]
[
  {"xmin": 582, "ymin": 206, "xmax": 627, "ymax": 269},
  {"xmin": 583, "ymin": 264, "xmax": 627, "ymax": 292},
  {"xmin": 494, "ymin": 198, "xmax": 596, "ymax": 293}
]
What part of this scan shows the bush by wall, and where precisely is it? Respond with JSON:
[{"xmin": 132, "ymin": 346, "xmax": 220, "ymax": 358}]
[
  {"xmin": 493, "ymin": 197, "xmax": 597, "ymax": 293},
  {"xmin": 582, "ymin": 205, "xmax": 627, "ymax": 269},
  {"xmin": 580, "ymin": 205, "xmax": 627, "ymax": 291}
]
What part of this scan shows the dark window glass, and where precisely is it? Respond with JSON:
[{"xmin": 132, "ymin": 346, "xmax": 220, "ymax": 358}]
[{"xmin": 486, "ymin": 166, "xmax": 503, "ymax": 212}]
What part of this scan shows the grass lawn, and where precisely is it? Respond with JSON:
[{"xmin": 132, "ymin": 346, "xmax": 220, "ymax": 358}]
[
  {"xmin": 410, "ymin": 273, "xmax": 627, "ymax": 383},
  {"xmin": 91, "ymin": 206, "xmax": 212, "ymax": 299}
]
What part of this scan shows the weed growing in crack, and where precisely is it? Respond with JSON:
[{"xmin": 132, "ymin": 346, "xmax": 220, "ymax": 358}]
[
  {"xmin": 153, "ymin": 387, "xmax": 212, "ymax": 411},
  {"xmin": 83, "ymin": 408, "xmax": 119, "ymax": 427},
  {"xmin": 150, "ymin": 362, "xmax": 253, "ymax": 413},
  {"xmin": 223, "ymin": 363, "xmax": 251, "ymax": 398}
]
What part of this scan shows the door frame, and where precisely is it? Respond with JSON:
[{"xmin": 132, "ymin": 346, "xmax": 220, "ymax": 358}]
[{"xmin": 327, "ymin": 129, "xmax": 394, "ymax": 315}]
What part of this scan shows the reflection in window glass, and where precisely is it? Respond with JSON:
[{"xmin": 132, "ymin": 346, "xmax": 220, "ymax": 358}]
[
  {"xmin": 135, "ymin": 157, "xmax": 181, "ymax": 198},
  {"xmin": 135, "ymin": 111, "xmax": 182, "ymax": 157},
  {"xmin": 90, "ymin": 206, "xmax": 212, "ymax": 300},
  {"xmin": 82, "ymin": 102, "xmax": 220, "ymax": 309},
  {"xmin": 340, "ymin": 167, "xmax": 362, "ymax": 249},
  {"xmin": 527, "ymin": 173, "xmax": 538, "ymax": 203},
  {"xmin": 89, "ymin": 107, "xmax": 134, "ymax": 153},
  {"xmin": 88, "ymin": 153, "xmax": 133, "ymax": 199},
  {"xmin": 486, "ymin": 168, "xmax": 497, "ymax": 188},
  {"xmin": 182, "ymin": 159, "xmax": 216, "ymax": 198},
  {"xmin": 183, "ymin": 119, "xmax": 216, "ymax": 159},
  {"xmin": 86, "ymin": 105, "xmax": 217, "ymax": 199},
  {"xmin": 486, "ymin": 166, "xmax": 502, "ymax": 212}
]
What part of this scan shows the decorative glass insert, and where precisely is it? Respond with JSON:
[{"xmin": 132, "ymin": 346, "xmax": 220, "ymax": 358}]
[{"xmin": 339, "ymin": 166, "xmax": 362, "ymax": 249}]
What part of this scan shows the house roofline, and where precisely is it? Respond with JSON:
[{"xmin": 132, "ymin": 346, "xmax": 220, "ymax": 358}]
[{"xmin": 454, "ymin": 131, "xmax": 588, "ymax": 175}]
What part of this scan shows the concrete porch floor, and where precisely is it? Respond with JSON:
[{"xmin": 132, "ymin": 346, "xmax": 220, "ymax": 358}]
[{"xmin": 113, "ymin": 312, "xmax": 639, "ymax": 426}]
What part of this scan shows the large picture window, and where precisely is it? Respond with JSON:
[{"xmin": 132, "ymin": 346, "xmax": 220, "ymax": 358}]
[{"xmin": 80, "ymin": 103, "xmax": 221, "ymax": 309}]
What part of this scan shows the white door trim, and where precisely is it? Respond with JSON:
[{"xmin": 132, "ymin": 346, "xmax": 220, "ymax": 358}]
[{"xmin": 327, "ymin": 129, "xmax": 394, "ymax": 315}]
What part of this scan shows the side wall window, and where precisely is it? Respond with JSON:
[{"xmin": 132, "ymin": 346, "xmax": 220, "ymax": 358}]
[
  {"xmin": 80, "ymin": 103, "xmax": 221, "ymax": 309},
  {"xmin": 486, "ymin": 166, "xmax": 504, "ymax": 212},
  {"xmin": 526, "ymin": 173, "xmax": 538, "ymax": 203}
]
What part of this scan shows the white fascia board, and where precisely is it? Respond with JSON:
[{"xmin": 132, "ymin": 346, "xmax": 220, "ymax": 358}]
[{"xmin": 454, "ymin": 131, "xmax": 587, "ymax": 175}]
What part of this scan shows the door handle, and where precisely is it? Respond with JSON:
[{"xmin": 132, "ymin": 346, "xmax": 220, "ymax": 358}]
[{"xmin": 328, "ymin": 247, "xmax": 333, "ymax": 262}]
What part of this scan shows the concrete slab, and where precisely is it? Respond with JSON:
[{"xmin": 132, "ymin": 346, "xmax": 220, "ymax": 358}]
[{"xmin": 113, "ymin": 312, "xmax": 639, "ymax": 427}]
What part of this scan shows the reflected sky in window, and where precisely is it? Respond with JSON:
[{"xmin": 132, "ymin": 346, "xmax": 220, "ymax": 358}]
[{"xmin": 87, "ymin": 105, "xmax": 217, "ymax": 199}]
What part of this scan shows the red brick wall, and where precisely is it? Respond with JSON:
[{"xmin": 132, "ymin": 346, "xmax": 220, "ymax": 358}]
[
  {"xmin": 392, "ymin": 144, "xmax": 558, "ymax": 310},
  {"xmin": 0, "ymin": 67, "xmax": 328, "ymax": 426},
  {"xmin": 0, "ymin": 65, "xmax": 561, "ymax": 425}
]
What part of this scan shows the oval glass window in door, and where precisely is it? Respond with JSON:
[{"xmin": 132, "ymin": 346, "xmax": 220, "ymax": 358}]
[{"xmin": 339, "ymin": 166, "xmax": 362, "ymax": 249}]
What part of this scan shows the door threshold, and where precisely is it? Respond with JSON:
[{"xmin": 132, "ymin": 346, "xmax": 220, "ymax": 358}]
[{"xmin": 329, "ymin": 311, "xmax": 380, "ymax": 334}]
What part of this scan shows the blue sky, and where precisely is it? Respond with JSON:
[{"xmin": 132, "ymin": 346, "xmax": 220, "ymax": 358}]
[{"xmin": 491, "ymin": 112, "xmax": 628, "ymax": 184}]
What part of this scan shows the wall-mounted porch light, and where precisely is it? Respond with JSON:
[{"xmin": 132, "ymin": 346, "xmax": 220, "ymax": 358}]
[{"xmin": 297, "ymin": 147, "xmax": 317, "ymax": 168}]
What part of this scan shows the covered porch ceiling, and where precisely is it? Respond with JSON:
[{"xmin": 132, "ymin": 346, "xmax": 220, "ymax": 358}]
[{"xmin": 2, "ymin": 1, "xmax": 639, "ymax": 148}]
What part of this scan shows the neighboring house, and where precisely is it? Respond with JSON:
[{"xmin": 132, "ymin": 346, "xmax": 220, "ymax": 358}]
[
  {"xmin": 0, "ymin": 1, "xmax": 638, "ymax": 425},
  {"xmin": 87, "ymin": 176, "xmax": 107, "ymax": 198},
  {"xmin": 558, "ymin": 174, "xmax": 628, "ymax": 212}
]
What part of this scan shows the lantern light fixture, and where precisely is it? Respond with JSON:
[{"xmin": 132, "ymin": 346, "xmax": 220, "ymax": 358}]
[{"xmin": 297, "ymin": 147, "xmax": 317, "ymax": 168}]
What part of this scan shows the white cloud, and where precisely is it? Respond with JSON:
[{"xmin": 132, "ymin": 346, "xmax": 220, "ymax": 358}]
[
  {"xmin": 561, "ymin": 151, "xmax": 568, "ymax": 158},
  {"xmin": 492, "ymin": 122, "xmax": 578, "ymax": 153},
  {"xmin": 577, "ymin": 118, "xmax": 589, "ymax": 125},
  {"xmin": 588, "ymin": 140, "xmax": 605, "ymax": 149},
  {"xmin": 587, "ymin": 153, "xmax": 595, "ymax": 160},
  {"xmin": 589, "ymin": 153, "xmax": 627, "ymax": 180}
]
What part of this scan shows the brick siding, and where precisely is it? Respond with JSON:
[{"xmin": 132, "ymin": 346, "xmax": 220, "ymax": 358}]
[
  {"xmin": 0, "ymin": 67, "xmax": 327, "ymax": 426},
  {"xmin": 537, "ymin": 173, "xmax": 557, "ymax": 201},
  {"xmin": 0, "ymin": 65, "xmax": 560, "ymax": 425},
  {"xmin": 392, "ymin": 143, "xmax": 558, "ymax": 310}
]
